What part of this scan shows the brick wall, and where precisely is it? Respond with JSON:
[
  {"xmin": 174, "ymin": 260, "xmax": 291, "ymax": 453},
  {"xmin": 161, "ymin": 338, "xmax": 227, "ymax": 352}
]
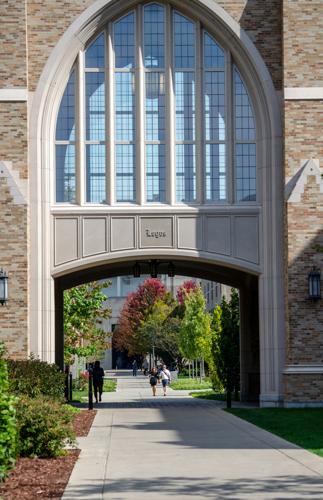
[
  {"xmin": 218, "ymin": 0, "xmax": 282, "ymax": 90},
  {"xmin": 284, "ymin": 1, "xmax": 323, "ymax": 401},
  {"xmin": 0, "ymin": 0, "xmax": 27, "ymax": 87},
  {"xmin": 285, "ymin": 374, "xmax": 323, "ymax": 404},
  {"xmin": 27, "ymin": 0, "xmax": 93, "ymax": 91},
  {"xmin": 283, "ymin": 0, "xmax": 323, "ymax": 87},
  {"xmin": 0, "ymin": 178, "xmax": 28, "ymax": 359}
]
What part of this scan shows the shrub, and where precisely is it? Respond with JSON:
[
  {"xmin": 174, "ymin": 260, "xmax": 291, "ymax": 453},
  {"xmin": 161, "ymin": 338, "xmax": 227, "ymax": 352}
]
[
  {"xmin": 7, "ymin": 357, "xmax": 65, "ymax": 400},
  {"xmin": 0, "ymin": 343, "xmax": 17, "ymax": 481},
  {"xmin": 16, "ymin": 396, "xmax": 76, "ymax": 458},
  {"xmin": 72, "ymin": 371, "xmax": 89, "ymax": 391}
]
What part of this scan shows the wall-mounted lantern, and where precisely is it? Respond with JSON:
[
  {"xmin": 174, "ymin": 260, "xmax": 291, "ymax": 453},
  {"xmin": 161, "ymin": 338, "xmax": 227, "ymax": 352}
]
[
  {"xmin": 150, "ymin": 260, "xmax": 158, "ymax": 279},
  {"xmin": 308, "ymin": 269, "xmax": 321, "ymax": 300},
  {"xmin": 0, "ymin": 269, "xmax": 9, "ymax": 305}
]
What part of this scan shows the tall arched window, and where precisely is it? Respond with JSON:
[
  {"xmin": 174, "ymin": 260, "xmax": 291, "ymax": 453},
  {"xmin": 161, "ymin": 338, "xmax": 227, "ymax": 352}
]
[{"xmin": 55, "ymin": 3, "xmax": 256, "ymax": 205}]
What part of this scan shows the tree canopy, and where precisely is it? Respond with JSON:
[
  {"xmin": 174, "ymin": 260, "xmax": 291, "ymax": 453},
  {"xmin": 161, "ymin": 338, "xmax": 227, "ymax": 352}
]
[
  {"xmin": 64, "ymin": 281, "xmax": 112, "ymax": 364},
  {"xmin": 178, "ymin": 286, "xmax": 212, "ymax": 362},
  {"xmin": 113, "ymin": 278, "xmax": 167, "ymax": 355},
  {"xmin": 210, "ymin": 288, "xmax": 240, "ymax": 393}
]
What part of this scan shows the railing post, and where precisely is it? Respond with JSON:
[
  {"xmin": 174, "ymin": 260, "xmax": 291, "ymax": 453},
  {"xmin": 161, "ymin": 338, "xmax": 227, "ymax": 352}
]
[
  {"xmin": 69, "ymin": 373, "xmax": 73, "ymax": 402},
  {"xmin": 88, "ymin": 365, "xmax": 93, "ymax": 410}
]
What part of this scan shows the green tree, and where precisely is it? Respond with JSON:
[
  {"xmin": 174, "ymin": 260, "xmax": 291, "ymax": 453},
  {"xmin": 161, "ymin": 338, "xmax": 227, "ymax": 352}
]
[
  {"xmin": 211, "ymin": 289, "xmax": 240, "ymax": 399},
  {"xmin": 64, "ymin": 281, "xmax": 112, "ymax": 364},
  {"xmin": 178, "ymin": 287, "xmax": 212, "ymax": 368},
  {"xmin": 137, "ymin": 297, "xmax": 183, "ymax": 366}
]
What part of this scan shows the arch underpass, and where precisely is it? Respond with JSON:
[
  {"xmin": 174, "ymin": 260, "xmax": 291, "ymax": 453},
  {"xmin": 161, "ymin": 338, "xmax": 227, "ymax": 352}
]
[{"xmin": 55, "ymin": 256, "xmax": 259, "ymax": 402}]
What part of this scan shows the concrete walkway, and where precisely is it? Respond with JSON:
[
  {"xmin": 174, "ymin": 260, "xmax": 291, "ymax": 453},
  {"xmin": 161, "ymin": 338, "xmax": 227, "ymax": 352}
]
[{"xmin": 62, "ymin": 372, "xmax": 323, "ymax": 499}]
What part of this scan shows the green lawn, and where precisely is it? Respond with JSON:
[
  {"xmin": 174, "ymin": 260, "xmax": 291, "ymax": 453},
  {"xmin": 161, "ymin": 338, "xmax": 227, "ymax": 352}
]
[
  {"xmin": 226, "ymin": 408, "xmax": 323, "ymax": 458},
  {"xmin": 190, "ymin": 390, "xmax": 226, "ymax": 400},
  {"xmin": 72, "ymin": 378, "xmax": 116, "ymax": 402},
  {"xmin": 171, "ymin": 378, "xmax": 212, "ymax": 390}
]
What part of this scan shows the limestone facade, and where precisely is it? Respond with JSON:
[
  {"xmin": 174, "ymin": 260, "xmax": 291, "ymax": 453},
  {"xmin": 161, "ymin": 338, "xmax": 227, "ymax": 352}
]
[{"xmin": 0, "ymin": 0, "xmax": 322, "ymax": 406}]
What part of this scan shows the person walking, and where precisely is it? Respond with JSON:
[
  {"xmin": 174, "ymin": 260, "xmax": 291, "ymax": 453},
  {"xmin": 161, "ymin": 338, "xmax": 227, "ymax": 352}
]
[
  {"xmin": 142, "ymin": 358, "xmax": 149, "ymax": 376},
  {"xmin": 149, "ymin": 367, "xmax": 159, "ymax": 396},
  {"xmin": 132, "ymin": 359, "xmax": 138, "ymax": 376},
  {"xmin": 92, "ymin": 360, "xmax": 105, "ymax": 403},
  {"xmin": 159, "ymin": 365, "xmax": 171, "ymax": 396}
]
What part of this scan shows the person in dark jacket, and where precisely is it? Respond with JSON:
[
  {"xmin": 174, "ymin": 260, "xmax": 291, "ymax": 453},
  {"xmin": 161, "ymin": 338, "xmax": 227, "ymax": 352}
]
[
  {"xmin": 92, "ymin": 360, "xmax": 105, "ymax": 403},
  {"xmin": 132, "ymin": 359, "xmax": 138, "ymax": 376}
]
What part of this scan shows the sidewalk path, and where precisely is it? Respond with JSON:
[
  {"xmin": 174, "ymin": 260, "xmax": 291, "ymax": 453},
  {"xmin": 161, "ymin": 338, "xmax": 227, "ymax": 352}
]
[{"xmin": 62, "ymin": 372, "xmax": 323, "ymax": 499}]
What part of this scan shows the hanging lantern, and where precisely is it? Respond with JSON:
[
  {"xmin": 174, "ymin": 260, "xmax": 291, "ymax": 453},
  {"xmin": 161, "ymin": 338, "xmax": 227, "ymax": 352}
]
[
  {"xmin": 308, "ymin": 269, "xmax": 321, "ymax": 300},
  {"xmin": 0, "ymin": 269, "xmax": 9, "ymax": 305},
  {"xmin": 133, "ymin": 262, "xmax": 141, "ymax": 278}
]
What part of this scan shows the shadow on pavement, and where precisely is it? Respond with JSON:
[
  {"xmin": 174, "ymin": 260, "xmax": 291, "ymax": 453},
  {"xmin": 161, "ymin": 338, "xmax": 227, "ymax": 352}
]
[{"xmin": 62, "ymin": 475, "xmax": 323, "ymax": 498}]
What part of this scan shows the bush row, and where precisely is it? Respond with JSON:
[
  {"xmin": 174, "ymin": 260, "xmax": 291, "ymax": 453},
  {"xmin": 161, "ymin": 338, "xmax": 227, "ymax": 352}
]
[
  {"xmin": 0, "ymin": 345, "xmax": 17, "ymax": 481},
  {"xmin": 0, "ymin": 348, "xmax": 76, "ymax": 481}
]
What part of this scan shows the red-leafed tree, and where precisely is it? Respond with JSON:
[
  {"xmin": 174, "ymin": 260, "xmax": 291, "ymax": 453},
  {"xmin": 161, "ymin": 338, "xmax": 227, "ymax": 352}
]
[
  {"xmin": 113, "ymin": 278, "xmax": 167, "ymax": 355},
  {"xmin": 176, "ymin": 280, "xmax": 198, "ymax": 305}
]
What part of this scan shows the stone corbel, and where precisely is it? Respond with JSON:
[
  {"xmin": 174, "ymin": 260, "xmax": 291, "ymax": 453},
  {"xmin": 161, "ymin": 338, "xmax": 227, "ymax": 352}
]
[
  {"xmin": 285, "ymin": 159, "xmax": 323, "ymax": 203},
  {"xmin": 0, "ymin": 161, "xmax": 27, "ymax": 205}
]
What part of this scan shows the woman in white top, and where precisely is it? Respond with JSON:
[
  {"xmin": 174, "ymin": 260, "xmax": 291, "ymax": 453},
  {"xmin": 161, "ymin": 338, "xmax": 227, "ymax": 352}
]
[{"xmin": 159, "ymin": 365, "xmax": 171, "ymax": 396}]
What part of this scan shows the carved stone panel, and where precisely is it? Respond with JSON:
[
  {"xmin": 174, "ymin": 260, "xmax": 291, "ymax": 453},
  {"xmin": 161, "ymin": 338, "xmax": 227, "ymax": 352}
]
[
  {"xmin": 206, "ymin": 216, "xmax": 231, "ymax": 256},
  {"xmin": 177, "ymin": 217, "xmax": 202, "ymax": 250},
  {"xmin": 111, "ymin": 217, "xmax": 135, "ymax": 251},
  {"xmin": 233, "ymin": 216, "xmax": 259, "ymax": 264},
  {"xmin": 140, "ymin": 217, "xmax": 173, "ymax": 248},
  {"xmin": 54, "ymin": 218, "xmax": 78, "ymax": 266},
  {"xmin": 82, "ymin": 217, "xmax": 107, "ymax": 257}
]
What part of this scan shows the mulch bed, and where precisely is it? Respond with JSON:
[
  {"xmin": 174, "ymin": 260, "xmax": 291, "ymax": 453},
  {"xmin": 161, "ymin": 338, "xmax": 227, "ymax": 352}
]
[
  {"xmin": 0, "ymin": 409, "xmax": 97, "ymax": 500},
  {"xmin": 72, "ymin": 409, "xmax": 97, "ymax": 436}
]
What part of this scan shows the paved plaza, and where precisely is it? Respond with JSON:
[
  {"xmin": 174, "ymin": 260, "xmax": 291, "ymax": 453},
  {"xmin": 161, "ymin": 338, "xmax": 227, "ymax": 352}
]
[{"xmin": 62, "ymin": 373, "xmax": 323, "ymax": 499}]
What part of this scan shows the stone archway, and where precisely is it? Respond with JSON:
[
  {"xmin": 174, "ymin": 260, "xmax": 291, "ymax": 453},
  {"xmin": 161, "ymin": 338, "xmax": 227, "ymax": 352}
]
[{"xmin": 29, "ymin": 0, "xmax": 284, "ymax": 406}]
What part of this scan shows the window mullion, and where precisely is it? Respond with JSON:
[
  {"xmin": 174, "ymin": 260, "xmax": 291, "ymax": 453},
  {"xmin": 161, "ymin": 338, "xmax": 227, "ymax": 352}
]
[
  {"xmin": 77, "ymin": 51, "xmax": 85, "ymax": 205},
  {"xmin": 136, "ymin": 6, "xmax": 145, "ymax": 205},
  {"xmin": 226, "ymin": 50, "xmax": 233, "ymax": 204},
  {"xmin": 107, "ymin": 25, "xmax": 115, "ymax": 205},
  {"xmin": 195, "ymin": 21, "xmax": 203, "ymax": 204},
  {"xmin": 166, "ymin": 4, "xmax": 175, "ymax": 205}
]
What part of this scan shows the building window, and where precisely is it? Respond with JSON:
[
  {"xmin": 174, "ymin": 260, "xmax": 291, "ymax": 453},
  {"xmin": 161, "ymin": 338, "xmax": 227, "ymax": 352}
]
[{"xmin": 55, "ymin": 2, "xmax": 256, "ymax": 205}]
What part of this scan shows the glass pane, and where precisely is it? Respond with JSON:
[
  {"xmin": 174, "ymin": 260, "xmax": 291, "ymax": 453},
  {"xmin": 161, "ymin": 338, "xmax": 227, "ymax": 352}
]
[
  {"xmin": 174, "ymin": 12, "xmax": 195, "ymax": 69},
  {"xmin": 234, "ymin": 69, "xmax": 255, "ymax": 141},
  {"xmin": 56, "ymin": 145, "xmax": 76, "ymax": 202},
  {"xmin": 115, "ymin": 72, "xmax": 135, "ymax": 141},
  {"xmin": 85, "ymin": 33, "xmax": 105, "ymax": 68},
  {"xmin": 175, "ymin": 72, "xmax": 195, "ymax": 141},
  {"xmin": 56, "ymin": 71, "xmax": 75, "ymax": 141},
  {"xmin": 205, "ymin": 143, "xmax": 226, "ymax": 201},
  {"xmin": 204, "ymin": 32, "xmax": 224, "ymax": 68},
  {"xmin": 176, "ymin": 144, "xmax": 196, "ymax": 202},
  {"xmin": 116, "ymin": 144, "xmax": 136, "ymax": 202},
  {"xmin": 114, "ymin": 12, "xmax": 135, "ymax": 69},
  {"xmin": 86, "ymin": 73, "xmax": 105, "ymax": 141},
  {"xmin": 145, "ymin": 72, "xmax": 165, "ymax": 141},
  {"xmin": 205, "ymin": 71, "xmax": 225, "ymax": 141},
  {"xmin": 86, "ymin": 144, "xmax": 106, "ymax": 203},
  {"xmin": 146, "ymin": 144, "xmax": 166, "ymax": 202},
  {"xmin": 236, "ymin": 143, "xmax": 256, "ymax": 202},
  {"xmin": 144, "ymin": 3, "xmax": 165, "ymax": 68}
]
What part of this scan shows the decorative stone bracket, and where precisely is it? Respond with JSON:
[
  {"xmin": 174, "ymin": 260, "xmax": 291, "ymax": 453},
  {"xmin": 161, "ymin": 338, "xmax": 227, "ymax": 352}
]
[
  {"xmin": 0, "ymin": 161, "xmax": 27, "ymax": 205},
  {"xmin": 285, "ymin": 159, "xmax": 323, "ymax": 203}
]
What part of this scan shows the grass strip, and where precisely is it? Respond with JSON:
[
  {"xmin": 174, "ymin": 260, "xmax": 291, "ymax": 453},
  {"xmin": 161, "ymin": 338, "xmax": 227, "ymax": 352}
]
[
  {"xmin": 226, "ymin": 408, "xmax": 323, "ymax": 458},
  {"xmin": 171, "ymin": 378, "xmax": 212, "ymax": 390},
  {"xmin": 190, "ymin": 390, "xmax": 226, "ymax": 400},
  {"xmin": 72, "ymin": 378, "xmax": 117, "ymax": 402}
]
